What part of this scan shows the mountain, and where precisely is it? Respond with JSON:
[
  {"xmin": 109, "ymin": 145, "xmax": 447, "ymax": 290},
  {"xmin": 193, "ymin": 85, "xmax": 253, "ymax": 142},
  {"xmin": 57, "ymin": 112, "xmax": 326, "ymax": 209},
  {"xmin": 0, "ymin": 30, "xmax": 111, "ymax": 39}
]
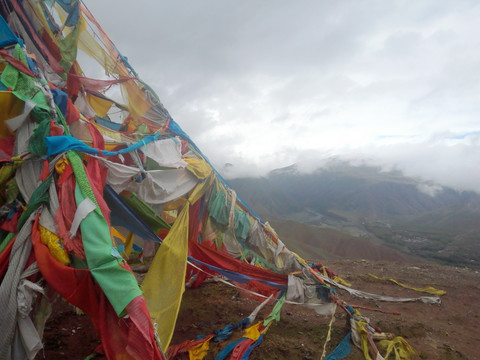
[{"xmin": 228, "ymin": 162, "xmax": 480, "ymax": 267}]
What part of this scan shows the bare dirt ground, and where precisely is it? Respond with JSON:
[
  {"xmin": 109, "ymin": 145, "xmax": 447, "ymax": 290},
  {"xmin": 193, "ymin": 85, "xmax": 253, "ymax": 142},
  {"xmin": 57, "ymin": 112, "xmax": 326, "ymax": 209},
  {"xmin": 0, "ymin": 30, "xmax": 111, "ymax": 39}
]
[{"xmin": 39, "ymin": 260, "xmax": 480, "ymax": 360}]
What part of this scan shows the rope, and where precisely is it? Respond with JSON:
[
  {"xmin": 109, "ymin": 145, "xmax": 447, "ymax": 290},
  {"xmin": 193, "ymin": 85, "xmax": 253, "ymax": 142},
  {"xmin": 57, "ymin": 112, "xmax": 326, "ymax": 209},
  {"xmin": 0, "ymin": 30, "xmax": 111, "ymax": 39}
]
[
  {"xmin": 320, "ymin": 273, "xmax": 441, "ymax": 304},
  {"xmin": 320, "ymin": 304, "xmax": 337, "ymax": 360},
  {"xmin": 188, "ymin": 260, "xmax": 309, "ymax": 306}
]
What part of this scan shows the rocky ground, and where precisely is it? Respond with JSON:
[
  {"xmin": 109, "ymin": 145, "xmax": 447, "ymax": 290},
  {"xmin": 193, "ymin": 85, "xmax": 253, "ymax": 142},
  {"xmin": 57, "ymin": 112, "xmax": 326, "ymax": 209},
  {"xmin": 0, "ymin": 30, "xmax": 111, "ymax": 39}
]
[{"xmin": 39, "ymin": 260, "xmax": 480, "ymax": 359}]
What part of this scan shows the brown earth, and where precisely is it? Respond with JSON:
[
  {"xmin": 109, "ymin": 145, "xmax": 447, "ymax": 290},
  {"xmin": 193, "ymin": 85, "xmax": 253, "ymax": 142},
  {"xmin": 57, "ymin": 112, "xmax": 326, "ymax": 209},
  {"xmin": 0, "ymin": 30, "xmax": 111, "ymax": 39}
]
[
  {"xmin": 38, "ymin": 260, "xmax": 480, "ymax": 360},
  {"xmin": 268, "ymin": 217, "xmax": 412, "ymax": 263}
]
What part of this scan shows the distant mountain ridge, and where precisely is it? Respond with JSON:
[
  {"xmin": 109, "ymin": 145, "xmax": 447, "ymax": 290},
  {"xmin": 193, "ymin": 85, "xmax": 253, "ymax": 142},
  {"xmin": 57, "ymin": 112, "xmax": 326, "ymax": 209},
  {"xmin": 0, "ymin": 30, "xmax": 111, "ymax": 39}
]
[{"xmin": 228, "ymin": 162, "xmax": 480, "ymax": 267}]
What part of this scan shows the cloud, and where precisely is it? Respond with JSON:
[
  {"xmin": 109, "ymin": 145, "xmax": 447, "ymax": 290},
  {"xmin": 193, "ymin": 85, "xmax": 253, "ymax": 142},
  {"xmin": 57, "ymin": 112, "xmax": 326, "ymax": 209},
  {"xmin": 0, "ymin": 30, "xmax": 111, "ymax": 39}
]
[
  {"xmin": 417, "ymin": 183, "xmax": 444, "ymax": 197},
  {"xmin": 213, "ymin": 133, "xmax": 480, "ymax": 195},
  {"xmin": 84, "ymin": 1, "xmax": 480, "ymax": 192},
  {"xmin": 320, "ymin": 134, "xmax": 480, "ymax": 193}
]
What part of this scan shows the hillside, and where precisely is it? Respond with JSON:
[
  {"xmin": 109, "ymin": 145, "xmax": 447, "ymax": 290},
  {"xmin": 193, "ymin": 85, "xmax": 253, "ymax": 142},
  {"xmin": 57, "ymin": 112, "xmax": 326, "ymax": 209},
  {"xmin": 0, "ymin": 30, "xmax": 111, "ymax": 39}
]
[
  {"xmin": 267, "ymin": 217, "xmax": 409, "ymax": 262},
  {"xmin": 41, "ymin": 260, "xmax": 480, "ymax": 359},
  {"xmin": 228, "ymin": 163, "xmax": 480, "ymax": 267}
]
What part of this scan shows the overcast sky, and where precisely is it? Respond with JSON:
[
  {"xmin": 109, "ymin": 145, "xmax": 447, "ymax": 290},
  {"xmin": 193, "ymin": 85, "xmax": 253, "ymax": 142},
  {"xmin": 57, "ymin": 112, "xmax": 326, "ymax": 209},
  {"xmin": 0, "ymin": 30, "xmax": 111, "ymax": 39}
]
[{"xmin": 84, "ymin": 1, "xmax": 480, "ymax": 192}]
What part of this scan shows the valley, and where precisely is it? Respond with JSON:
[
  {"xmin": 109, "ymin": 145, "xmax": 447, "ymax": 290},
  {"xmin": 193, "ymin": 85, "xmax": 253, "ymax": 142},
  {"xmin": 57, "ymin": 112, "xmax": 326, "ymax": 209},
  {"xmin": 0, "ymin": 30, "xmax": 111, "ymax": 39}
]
[{"xmin": 228, "ymin": 162, "xmax": 480, "ymax": 268}]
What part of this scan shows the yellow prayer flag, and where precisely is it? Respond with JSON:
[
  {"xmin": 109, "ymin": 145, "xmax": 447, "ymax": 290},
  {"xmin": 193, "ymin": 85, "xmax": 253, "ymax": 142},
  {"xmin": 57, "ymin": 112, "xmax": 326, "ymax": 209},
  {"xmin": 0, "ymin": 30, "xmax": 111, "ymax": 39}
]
[
  {"xmin": 86, "ymin": 93, "xmax": 114, "ymax": 117},
  {"xmin": 184, "ymin": 157, "xmax": 213, "ymax": 180},
  {"xmin": 142, "ymin": 202, "xmax": 190, "ymax": 352},
  {"xmin": 188, "ymin": 336, "xmax": 213, "ymax": 360},
  {"xmin": 243, "ymin": 322, "xmax": 263, "ymax": 341},
  {"xmin": 0, "ymin": 91, "xmax": 24, "ymax": 138},
  {"xmin": 367, "ymin": 274, "xmax": 446, "ymax": 296}
]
